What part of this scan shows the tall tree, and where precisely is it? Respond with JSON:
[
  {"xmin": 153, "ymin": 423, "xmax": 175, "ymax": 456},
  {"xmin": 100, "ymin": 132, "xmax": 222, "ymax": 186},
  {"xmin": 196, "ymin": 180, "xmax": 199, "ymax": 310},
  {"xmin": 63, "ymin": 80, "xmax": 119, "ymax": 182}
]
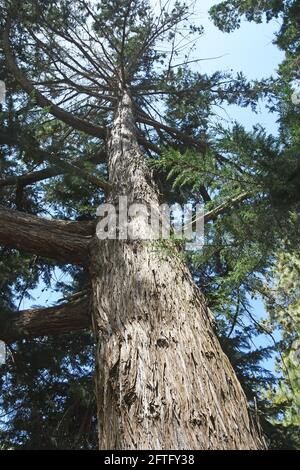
[{"xmin": 0, "ymin": 0, "xmax": 268, "ymax": 449}]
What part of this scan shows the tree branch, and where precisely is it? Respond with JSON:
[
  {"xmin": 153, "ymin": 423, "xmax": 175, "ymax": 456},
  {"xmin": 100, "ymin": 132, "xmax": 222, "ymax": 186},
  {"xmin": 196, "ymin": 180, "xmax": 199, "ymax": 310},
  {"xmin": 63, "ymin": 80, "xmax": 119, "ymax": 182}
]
[
  {"xmin": 1, "ymin": 124, "xmax": 110, "ymax": 195},
  {"xmin": 0, "ymin": 291, "xmax": 91, "ymax": 344},
  {"xmin": 204, "ymin": 192, "xmax": 250, "ymax": 223},
  {"xmin": 0, "ymin": 205, "xmax": 93, "ymax": 264},
  {"xmin": 0, "ymin": 167, "xmax": 61, "ymax": 188},
  {"xmin": 50, "ymin": 156, "xmax": 111, "ymax": 192},
  {"xmin": 3, "ymin": 21, "xmax": 107, "ymax": 140},
  {"xmin": 137, "ymin": 115, "xmax": 208, "ymax": 154}
]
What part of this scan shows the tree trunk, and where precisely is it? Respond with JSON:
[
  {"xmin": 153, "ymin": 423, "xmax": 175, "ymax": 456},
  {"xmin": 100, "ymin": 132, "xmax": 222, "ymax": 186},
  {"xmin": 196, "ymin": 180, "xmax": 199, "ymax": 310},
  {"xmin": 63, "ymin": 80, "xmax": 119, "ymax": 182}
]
[{"xmin": 89, "ymin": 90, "xmax": 265, "ymax": 450}]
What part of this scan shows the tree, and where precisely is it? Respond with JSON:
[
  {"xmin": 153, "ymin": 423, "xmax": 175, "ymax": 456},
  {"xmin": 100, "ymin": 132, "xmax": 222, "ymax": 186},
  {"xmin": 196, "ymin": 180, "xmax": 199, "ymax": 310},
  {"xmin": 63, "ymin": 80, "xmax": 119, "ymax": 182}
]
[{"xmin": 0, "ymin": 0, "xmax": 271, "ymax": 449}]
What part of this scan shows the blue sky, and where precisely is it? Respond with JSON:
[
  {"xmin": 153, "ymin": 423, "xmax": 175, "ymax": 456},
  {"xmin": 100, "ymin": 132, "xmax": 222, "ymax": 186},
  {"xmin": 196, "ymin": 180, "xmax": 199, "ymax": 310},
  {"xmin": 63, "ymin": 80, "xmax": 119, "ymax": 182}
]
[
  {"xmin": 20, "ymin": 0, "xmax": 284, "ymax": 370},
  {"xmin": 194, "ymin": 1, "xmax": 283, "ymax": 77},
  {"xmin": 193, "ymin": 0, "xmax": 283, "ymax": 133}
]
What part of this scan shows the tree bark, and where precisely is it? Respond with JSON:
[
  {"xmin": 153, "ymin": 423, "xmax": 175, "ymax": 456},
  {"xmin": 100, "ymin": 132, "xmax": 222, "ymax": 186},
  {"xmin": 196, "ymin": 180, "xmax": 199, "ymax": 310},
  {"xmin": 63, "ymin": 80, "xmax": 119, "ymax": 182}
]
[
  {"xmin": 0, "ymin": 291, "xmax": 91, "ymax": 344},
  {"xmin": 0, "ymin": 205, "xmax": 92, "ymax": 264},
  {"xmin": 89, "ymin": 90, "xmax": 265, "ymax": 450}
]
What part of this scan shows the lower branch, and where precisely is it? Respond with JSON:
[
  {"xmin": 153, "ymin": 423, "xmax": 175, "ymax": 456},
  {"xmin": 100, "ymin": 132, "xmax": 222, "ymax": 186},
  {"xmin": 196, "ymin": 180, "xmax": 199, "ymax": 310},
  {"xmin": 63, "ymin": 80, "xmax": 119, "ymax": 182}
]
[
  {"xmin": 0, "ymin": 291, "xmax": 91, "ymax": 344},
  {"xmin": 0, "ymin": 205, "xmax": 93, "ymax": 264},
  {"xmin": 0, "ymin": 167, "xmax": 61, "ymax": 188}
]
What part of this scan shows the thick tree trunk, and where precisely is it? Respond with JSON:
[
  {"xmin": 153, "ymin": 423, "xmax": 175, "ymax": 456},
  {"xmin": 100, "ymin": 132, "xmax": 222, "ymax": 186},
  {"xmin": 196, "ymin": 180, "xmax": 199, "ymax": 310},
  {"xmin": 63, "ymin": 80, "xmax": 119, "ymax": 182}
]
[{"xmin": 89, "ymin": 90, "xmax": 265, "ymax": 450}]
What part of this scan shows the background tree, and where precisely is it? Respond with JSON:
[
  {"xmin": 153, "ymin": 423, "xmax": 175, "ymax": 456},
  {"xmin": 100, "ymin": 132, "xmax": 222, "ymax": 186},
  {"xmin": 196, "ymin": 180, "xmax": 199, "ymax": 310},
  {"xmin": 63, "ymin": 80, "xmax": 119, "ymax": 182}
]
[{"xmin": 206, "ymin": 0, "xmax": 300, "ymax": 446}]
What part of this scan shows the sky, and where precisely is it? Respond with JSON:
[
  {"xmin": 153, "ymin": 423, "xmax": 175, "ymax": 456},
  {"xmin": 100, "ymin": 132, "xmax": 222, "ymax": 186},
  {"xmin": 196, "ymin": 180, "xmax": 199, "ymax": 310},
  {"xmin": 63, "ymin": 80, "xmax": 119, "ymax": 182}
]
[
  {"xmin": 193, "ymin": 1, "xmax": 283, "ymax": 78},
  {"xmin": 185, "ymin": 0, "xmax": 283, "ymax": 133},
  {"xmin": 20, "ymin": 0, "xmax": 284, "ymax": 370}
]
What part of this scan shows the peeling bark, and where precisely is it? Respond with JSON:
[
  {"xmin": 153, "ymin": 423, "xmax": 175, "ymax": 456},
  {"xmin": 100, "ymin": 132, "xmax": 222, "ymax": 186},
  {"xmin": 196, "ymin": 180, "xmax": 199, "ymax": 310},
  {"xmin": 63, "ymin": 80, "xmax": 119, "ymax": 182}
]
[{"xmin": 89, "ymin": 90, "xmax": 266, "ymax": 450}]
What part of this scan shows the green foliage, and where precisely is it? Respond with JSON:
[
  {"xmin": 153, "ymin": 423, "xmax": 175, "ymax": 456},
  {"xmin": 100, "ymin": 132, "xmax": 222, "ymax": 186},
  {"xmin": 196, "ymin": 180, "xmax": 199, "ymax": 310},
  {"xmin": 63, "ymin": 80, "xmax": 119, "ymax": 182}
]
[
  {"xmin": 0, "ymin": 333, "xmax": 96, "ymax": 449},
  {"xmin": 263, "ymin": 247, "xmax": 300, "ymax": 428},
  {"xmin": 207, "ymin": 0, "xmax": 300, "ymax": 447}
]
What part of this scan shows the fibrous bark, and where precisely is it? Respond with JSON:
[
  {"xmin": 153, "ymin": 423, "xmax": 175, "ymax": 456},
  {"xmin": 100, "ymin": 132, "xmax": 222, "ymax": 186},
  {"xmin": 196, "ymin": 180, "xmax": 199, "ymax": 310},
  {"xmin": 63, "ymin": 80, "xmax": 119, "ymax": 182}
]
[
  {"xmin": 0, "ymin": 291, "xmax": 91, "ymax": 344},
  {"xmin": 89, "ymin": 90, "xmax": 265, "ymax": 450},
  {"xmin": 0, "ymin": 205, "xmax": 92, "ymax": 264}
]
